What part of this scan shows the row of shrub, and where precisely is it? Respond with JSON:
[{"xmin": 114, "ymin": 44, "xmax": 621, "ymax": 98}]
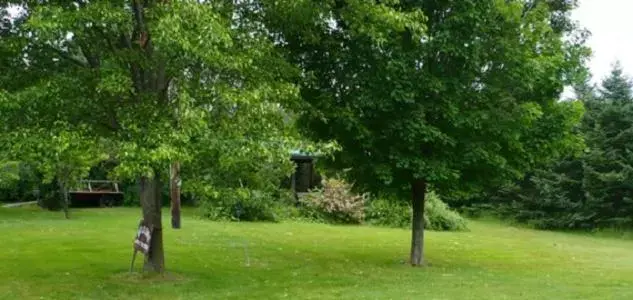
[
  {"xmin": 3, "ymin": 162, "xmax": 467, "ymax": 232},
  {"xmin": 198, "ymin": 178, "xmax": 468, "ymax": 231}
]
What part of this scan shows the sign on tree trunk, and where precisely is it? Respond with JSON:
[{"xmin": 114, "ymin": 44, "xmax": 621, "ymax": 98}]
[
  {"xmin": 133, "ymin": 220, "xmax": 152, "ymax": 255},
  {"xmin": 131, "ymin": 220, "xmax": 153, "ymax": 272}
]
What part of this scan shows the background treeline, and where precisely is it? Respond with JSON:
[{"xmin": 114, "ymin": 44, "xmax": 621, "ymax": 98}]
[{"xmin": 457, "ymin": 63, "xmax": 633, "ymax": 230}]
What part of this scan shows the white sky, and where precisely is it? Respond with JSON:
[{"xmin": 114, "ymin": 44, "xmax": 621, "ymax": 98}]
[{"xmin": 574, "ymin": 0, "xmax": 633, "ymax": 83}]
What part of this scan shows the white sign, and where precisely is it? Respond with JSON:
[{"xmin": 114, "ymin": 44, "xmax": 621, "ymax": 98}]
[{"xmin": 133, "ymin": 222, "xmax": 152, "ymax": 254}]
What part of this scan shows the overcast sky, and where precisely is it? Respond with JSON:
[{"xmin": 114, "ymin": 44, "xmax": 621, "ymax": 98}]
[{"xmin": 574, "ymin": 0, "xmax": 632, "ymax": 83}]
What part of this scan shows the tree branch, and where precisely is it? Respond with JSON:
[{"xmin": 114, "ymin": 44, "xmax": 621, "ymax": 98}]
[
  {"xmin": 47, "ymin": 45, "xmax": 89, "ymax": 68},
  {"xmin": 94, "ymin": 27, "xmax": 118, "ymax": 54},
  {"xmin": 78, "ymin": 40, "xmax": 100, "ymax": 68},
  {"xmin": 131, "ymin": 0, "xmax": 146, "ymax": 47},
  {"xmin": 119, "ymin": 32, "xmax": 142, "ymax": 93}
]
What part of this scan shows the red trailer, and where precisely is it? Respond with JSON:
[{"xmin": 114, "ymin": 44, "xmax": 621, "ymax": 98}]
[{"xmin": 68, "ymin": 180, "xmax": 124, "ymax": 207}]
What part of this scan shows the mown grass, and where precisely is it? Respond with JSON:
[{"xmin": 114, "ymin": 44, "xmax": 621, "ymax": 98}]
[{"xmin": 1, "ymin": 206, "xmax": 632, "ymax": 300}]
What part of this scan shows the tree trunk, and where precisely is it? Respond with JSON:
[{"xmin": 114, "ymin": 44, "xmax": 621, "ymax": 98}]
[
  {"xmin": 58, "ymin": 180, "xmax": 70, "ymax": 219},
  {"xmin": 140, "ymin": 175, "xmax": 165, "ymax": 273},
  {"xmin": 170, "ymin": 161, "xmax": 181, "ymax": 229},
  {"xmin": 410, "ymin": 179, "xmax": 427, "ymax": 266}
]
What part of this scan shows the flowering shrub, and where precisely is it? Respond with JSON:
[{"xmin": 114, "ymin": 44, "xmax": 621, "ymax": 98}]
[{"xmin": 301, "ymin": 178, "xmax": 367, "ymax": 224}]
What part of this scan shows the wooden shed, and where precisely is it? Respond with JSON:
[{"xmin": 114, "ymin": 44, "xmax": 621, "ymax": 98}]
[{"xmin": 289, "ymin": 151, "xmax": 322, "ymax": 195}]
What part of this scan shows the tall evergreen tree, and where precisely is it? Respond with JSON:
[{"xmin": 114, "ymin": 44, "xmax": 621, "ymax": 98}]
[
  {"xmin": 599, "ymin": 61, "xmax": 633, "ymax": 102},
  {"xmin": 582, "ymin": 63, "xmax": 633, "ymax": 227}
]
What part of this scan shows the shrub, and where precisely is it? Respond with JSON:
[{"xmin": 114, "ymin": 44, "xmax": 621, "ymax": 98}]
[
  {"xmin": 365, "ymin": 191, "xmax": 468, "ymax": 231},
  {"xmin": 122, "ymin": 182, "xmax": 140, "ymax": 206},
  {"xmin": 35, "ymin": 180, "xmax": 64, "ymax": 211},
  {"xmin": 0, "ymin": 161, "xmax": 20, "ymax": 191},
  {"xmin": 0, "ymin": 162, "xmax": 40, "ymax": 203},
  {"xmin": 424, "ymin": 191, "xmax": 468, "ymax": 231},
  {"xmin": 300, "ymin": 178, "xmax": 367, "ymax": 224},
  {"xmin": 364, "ymin": 196, "xmax": 411, "ymax": 228},
  {"xmin": 199, "ymin": 187, "xmax": 294, "ymax": 222}
]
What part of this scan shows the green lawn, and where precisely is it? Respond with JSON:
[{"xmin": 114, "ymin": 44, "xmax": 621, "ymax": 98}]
[{"xmin": 1, "ymin": 207, "xmax": 632, "ymax": 300}]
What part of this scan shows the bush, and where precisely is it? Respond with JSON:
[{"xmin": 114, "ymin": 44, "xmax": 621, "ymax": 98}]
[
  {"xmin": 365, "ymin": 191, "xmax": 468, "ymax": 231},
  {"xmin": 122, "ymin": 182, "xmax": 140, "ymax": 206},
  {"xmin": 36, "ymin": 182, "xmax": 63, "ymax": 211},
  {"xmin": 300, "ymin": 178, "xmax": 367, "ymax": 224},
  {"xmin": 0, "ymin": 161, "xmax": 20, "ymax": 191},
  {"xmin": 364, "ymin": 196, "xmax": 411, "ymax": 228},
  {"xmin": 0, "ymin": 162, "xmax": 40, "ymax": 203},
  {"xmin": 200, "ymin": 187, "xmax": 295, "ymax": 222},
  {"xmin": 424, "ymin": 191, "xmax": 468, "ymax": 231}
]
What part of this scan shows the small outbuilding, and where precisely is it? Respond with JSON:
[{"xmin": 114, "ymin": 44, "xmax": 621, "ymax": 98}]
[{"xmin": 289, "ymin": 150, "xmax": 322, "ymax": 196}]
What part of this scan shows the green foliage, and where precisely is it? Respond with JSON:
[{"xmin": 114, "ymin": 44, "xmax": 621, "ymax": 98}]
[
  {"xmin": 598, "ymin": 61, "xmax": 632, "ymax": 102},
  {"xmin": 0, "ymin": 162, "xmax": 39, "ymax": 204},
  {"xmin": 0, "ymin": 125, "xmax": 108, "ymax": 211},
  {"xmin": 0, "ymin": 0, "xmax": 309, "ymax": 185},
  {"xmin": 424, "ymin": 191, "xmax": 469, "ymax": 231},
  {"xmin": 581, "ymin": 70, "xmax": 633, "ymax": 228},
  {"xmin": 36, "ymin": 181, "xmax": 65, "ymax": 211},
  {"xmin": 0, "ymin": 0, "xmax": 330, "ymax": 239},
  {"xmin": 0, "ymin": 162, "xmax": 65, "ymax": 210},
  {"xmin": 300, "ymin": 178, "xmax": 367, "ymax": 225},
  {"xmin": 573, "ymin": 75, "xmax": 597, "ymax": 102},
  {"xmin": 0, "ymin": 161, "xmax": 20, "ymax": 190},
  {"xmin": 121, "ymin": 181, "xmax": 142, "ymax": 207},
  {"xmin": 262, "ymin": 1, "xmax": 586, "ymax": 264},
  {"xmin": 263, "ymin": 0, "xmax": 588, "ymax": 201},
  {"xmin": 480, "ymin": 64, "xmax": 633, "ymax": 230},
  {"xmin": 364, "ymin": 197, "xmax": 412, "ymax": 229},
  {"xmin": 199, "ymin": 188, "xmax": 295, "ymax": 223},
  {"xmin": 365, "ymin": 192, "xmax": 468, "ymax": 231}
]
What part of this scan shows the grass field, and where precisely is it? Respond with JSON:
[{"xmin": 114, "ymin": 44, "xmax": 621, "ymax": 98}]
[{"xmin": 1, "ymin": 206, "xmax": 632, "ymax": 300}]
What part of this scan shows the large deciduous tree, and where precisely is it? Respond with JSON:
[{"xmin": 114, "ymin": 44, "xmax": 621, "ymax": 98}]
[
  {"xmin": 264, "ymin": 0, "xmax": 588, "ymax": 265},
  {"xmin": 0, "ymin": 0, "xmax": 298, "ymax": 272}
]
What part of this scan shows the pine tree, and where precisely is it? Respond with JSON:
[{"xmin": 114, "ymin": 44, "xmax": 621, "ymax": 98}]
[
  {"xmin": 583, "ymin": 63, "xmax": 633, "ymax": 228},
  {"xmin": 599, "ymin": 61, "xmax": 633, "ymax": 102}
]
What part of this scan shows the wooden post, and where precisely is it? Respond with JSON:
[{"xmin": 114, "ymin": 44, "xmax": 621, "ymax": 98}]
[
  {"xmin": 291, "ymin": 172, "xmax": 296, "ymax": 194},
  {"xmin": 130, "ymin": 249, "xmax": 138, "ymax": 272},
  {"xmin": 309, "ymin": 160, "xmax": 314, "ymax": 189},
  {"xmin": 170, "ymin": 162, "xmax": 181, "ymax": 229},
  {"xmin": 290, "ymin": 160, "xmax": 297, "ymax": 203}
]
